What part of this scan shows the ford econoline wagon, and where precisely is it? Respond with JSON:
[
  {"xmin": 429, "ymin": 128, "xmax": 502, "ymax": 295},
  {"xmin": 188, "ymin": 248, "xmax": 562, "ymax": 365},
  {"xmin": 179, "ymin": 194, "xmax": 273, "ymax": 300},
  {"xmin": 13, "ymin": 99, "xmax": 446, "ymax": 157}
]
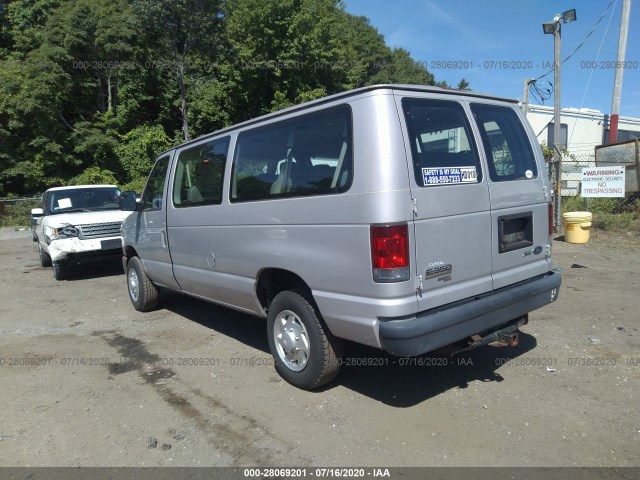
[{"xmin": 119, "ymin": 85, "xmax": 561, "ymax": 389}]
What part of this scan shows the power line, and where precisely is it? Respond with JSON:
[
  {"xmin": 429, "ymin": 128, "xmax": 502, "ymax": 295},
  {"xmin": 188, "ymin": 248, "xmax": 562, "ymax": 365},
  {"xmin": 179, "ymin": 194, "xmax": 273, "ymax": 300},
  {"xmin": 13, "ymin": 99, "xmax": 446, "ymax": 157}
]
[
  {"xmin": 568, "ymin": 0, "xmax": 618, "ymax": 144},
  {"xmin": 530, "ymin": 80, "xmax": 553, "ymax": 104}
]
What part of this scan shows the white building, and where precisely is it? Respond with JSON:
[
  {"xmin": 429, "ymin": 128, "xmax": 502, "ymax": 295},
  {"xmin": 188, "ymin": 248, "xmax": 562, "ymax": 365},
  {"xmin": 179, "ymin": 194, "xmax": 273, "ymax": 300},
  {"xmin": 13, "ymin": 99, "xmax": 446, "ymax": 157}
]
[
  {"xmin": 525, "ymin": 105, "xmax": 640, "ymax": 195},
  {"xmin": 525, "ymin": 104, "xmax": 640, "ymax": 158}
]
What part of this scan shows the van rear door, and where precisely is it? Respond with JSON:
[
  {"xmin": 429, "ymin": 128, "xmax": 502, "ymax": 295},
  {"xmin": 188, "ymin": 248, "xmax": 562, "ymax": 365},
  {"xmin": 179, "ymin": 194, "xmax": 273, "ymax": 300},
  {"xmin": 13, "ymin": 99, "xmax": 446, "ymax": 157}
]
[
  {"xmin": 397, "ymin": 95, "xmax": 493, "ymax": 312},
  {"xmin": 469, "ymin": 103, "xmax": 551, "ymax": 290}
]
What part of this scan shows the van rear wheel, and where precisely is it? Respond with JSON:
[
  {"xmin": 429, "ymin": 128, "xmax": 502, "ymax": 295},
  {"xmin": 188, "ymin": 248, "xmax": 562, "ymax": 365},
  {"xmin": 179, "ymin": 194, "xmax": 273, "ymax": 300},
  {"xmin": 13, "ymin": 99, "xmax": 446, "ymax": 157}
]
[
  {"xmin": 267, "ymin": 290, "xmax": 342, "ymax": 390},
  {"xmin": 126, "ymin": 256, "xmax": 158, "ymax": 311}
]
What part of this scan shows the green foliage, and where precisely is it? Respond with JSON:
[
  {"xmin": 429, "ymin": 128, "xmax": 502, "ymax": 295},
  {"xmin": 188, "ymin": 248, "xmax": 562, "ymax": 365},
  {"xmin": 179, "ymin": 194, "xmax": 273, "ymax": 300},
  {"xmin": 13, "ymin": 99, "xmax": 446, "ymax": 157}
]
[
  {"xmin": 591, "ymin": 212, "xmax": 635, "ymax": 231},
  {"xmin": 562, "ymin": 194, "xmax": 640, "ymax": 232},
  {"xmin": 540, "ymin": 141, "xmax": 574, "ymax": 162},
  {"xmin": 69, "ymin": 166, "xmax": 118, "ymax": 186},
  {"xmin": 1, "ymin": 0, "xmax": 442, "ymax": 196},
  {"xmin": 0, "ymin": 199, "xmax": 41, "ymax": 228},
  {"xmin": 457, "ymin": 78, "xmax": 470, "ymax": 90},
  {"xmin": 115, "ymin": 125, "xmax": 172, "ymax": 185},
  {"xmin": 6, "ymin": 0, "xmax": 59, "ymax": 53},
  {"xmin": 371, "ymin": 48, "xmax": 434, "ymax": 85},
  {"xmin": 120, "ymin": 177, "xmax": 148, "ymax": 194}
]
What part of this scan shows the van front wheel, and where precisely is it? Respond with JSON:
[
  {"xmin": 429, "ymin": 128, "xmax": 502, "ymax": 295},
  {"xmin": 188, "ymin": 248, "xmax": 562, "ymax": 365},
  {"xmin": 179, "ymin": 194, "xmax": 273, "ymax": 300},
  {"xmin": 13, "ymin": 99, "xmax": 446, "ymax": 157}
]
[
  {"xmin": 267, "ymin": 290, "xmax": 342, "ymax": 390},
  {"xmin": 126, "ymin": 256, "xmax": 158, "ymax": 311}
]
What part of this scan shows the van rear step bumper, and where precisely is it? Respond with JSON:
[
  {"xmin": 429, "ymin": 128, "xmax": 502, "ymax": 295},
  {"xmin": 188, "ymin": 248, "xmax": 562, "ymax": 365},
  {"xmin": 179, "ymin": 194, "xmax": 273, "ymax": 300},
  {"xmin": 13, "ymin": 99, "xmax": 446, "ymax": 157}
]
[{"xmin": 378, "ymin": 272, "xmax": 561, "ymax": 357}]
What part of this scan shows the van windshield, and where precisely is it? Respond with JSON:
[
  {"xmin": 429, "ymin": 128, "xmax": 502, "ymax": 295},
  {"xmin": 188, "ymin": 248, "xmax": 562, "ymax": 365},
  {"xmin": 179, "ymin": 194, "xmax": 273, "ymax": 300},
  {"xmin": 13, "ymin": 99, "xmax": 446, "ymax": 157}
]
[{"xmin": 470, "ymin": 104, "xmax": 537, "ymax": 181}]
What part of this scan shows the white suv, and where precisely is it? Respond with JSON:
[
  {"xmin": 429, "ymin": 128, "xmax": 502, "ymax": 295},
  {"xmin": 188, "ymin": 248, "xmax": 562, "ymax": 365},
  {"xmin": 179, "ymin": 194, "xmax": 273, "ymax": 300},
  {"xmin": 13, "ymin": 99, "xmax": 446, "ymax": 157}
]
[{"xmin": 32, "ymin": 185, "xmax": 131, "ymax": 280}]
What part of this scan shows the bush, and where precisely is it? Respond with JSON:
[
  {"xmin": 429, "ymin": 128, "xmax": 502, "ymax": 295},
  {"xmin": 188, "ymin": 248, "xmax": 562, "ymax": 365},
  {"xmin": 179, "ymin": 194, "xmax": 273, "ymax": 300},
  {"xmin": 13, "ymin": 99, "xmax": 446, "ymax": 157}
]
[
  {"xmin": 0, "ymin": 199, "xmax": 41, "ymax": 228},
  {"xmin": 591, "ymin": 212, "xmax": 636, "ymax": 231},
  {"xmin": 561, "ymin": 194, "xmax": 640, "ymax": 232},
  {"xmin": 69, "ymin": 166, "xmax": 119, "ymax": 186}
]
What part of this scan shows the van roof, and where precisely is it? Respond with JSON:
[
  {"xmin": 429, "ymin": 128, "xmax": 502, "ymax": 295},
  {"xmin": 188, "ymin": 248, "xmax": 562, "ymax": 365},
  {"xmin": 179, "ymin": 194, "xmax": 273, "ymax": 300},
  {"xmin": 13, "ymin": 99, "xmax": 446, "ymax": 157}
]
[{"xmin": 166, "ymin": 84, "xmax": 517, "ymax": 153}]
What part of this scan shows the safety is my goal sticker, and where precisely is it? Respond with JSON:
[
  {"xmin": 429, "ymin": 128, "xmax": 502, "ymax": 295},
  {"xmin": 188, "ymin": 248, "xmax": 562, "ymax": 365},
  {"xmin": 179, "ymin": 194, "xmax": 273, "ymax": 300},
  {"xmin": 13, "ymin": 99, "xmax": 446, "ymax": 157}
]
[{"xmin": 422, "ymin": 166, "xmax": 477, "ymax": 186}]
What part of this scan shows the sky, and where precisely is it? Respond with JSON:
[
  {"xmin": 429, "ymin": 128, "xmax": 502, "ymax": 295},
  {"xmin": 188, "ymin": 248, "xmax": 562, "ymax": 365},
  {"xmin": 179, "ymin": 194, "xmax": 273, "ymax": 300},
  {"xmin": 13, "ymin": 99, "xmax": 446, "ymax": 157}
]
[{"xmin": 344, "ymin": 0, "xmax": 640, "ymax": 119}]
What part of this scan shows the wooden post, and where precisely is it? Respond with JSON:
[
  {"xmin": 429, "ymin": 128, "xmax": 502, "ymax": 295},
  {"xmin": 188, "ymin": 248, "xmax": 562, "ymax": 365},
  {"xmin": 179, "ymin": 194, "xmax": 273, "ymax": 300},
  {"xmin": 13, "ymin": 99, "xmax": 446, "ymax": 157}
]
[{"xmin": 635, "ymin": 139, "xmax": 640, "ymax": 194}]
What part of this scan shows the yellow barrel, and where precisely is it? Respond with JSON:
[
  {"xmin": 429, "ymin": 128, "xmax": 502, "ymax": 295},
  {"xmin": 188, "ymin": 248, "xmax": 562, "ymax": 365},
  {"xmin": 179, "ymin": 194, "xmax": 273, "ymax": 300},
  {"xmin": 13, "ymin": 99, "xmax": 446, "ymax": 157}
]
[{"xmin": 562, "ymin": 211, "xmax": 593, "ymax": 244}]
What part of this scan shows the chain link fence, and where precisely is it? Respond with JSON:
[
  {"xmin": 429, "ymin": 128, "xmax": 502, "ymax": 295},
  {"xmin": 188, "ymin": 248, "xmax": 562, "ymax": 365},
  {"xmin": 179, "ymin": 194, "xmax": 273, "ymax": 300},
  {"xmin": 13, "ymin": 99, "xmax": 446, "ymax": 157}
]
[
  {"xmin": 0, "ymin": 196, "xmax": 41, "ymax": 228},
  {"xmin": 547, "ymin": 139, "xmax": 640, "ymax": 229}
]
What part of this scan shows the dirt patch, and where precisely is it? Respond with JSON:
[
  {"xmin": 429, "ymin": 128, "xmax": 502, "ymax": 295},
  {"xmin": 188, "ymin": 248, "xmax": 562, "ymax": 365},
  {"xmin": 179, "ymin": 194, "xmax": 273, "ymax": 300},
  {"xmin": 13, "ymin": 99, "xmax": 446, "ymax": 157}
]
[{"xmin": 0, "ymin": 234, "xmax": 638, "ymax": 467}]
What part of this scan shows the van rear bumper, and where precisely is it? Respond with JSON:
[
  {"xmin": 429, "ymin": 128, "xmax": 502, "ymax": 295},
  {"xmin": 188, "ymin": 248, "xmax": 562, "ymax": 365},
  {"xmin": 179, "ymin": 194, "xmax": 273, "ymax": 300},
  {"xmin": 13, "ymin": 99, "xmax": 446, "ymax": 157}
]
[{"xmin": 378, "ymin": 271, "xmax": 561, "ymax": 357}]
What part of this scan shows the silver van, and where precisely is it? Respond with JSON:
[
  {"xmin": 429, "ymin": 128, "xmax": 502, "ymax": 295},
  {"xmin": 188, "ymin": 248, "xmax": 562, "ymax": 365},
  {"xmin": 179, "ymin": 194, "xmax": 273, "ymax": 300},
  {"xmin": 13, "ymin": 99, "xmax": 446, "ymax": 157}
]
[{"xmin": 119, "ymin": 85, "xmax": 561, "ymax": 389}]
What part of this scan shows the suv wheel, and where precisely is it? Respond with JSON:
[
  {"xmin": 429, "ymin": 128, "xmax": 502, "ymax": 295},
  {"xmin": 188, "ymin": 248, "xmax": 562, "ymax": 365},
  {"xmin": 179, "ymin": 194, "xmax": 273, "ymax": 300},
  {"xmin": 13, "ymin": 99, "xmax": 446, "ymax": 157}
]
[
  {"xmin": 52, "ymin": 260, "xmax": 68, "ymax": 280},
  {"xmin": 267, "ymin": 290, "xmax": 342, "ymax": 390},
  {"xmin": 127, "ymin": 256, "xmax": 158, "ymax": 311},
  {"xmin": 38, "ymin": 242, "xmax": 52, "ymax": 268}
]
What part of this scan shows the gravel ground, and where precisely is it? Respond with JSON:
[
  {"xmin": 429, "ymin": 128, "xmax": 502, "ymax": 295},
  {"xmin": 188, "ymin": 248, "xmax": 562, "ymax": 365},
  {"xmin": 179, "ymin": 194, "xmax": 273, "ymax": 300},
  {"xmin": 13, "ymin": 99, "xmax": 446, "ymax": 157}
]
[{"xmin": 0, "ymin": 229, "xmax": 638, "ymax": 468}]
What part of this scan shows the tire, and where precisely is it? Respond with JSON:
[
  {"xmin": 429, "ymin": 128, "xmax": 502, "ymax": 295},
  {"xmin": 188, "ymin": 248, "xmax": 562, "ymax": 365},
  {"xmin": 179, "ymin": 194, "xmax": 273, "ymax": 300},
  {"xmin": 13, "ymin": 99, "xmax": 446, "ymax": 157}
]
[
  {"xmin": 52, "ymin": 260, "xmax": 68, "ymax": 280},
  {"xmin": 267, "ymin": 290, "xmax": 342, "ymax": 390},
  {"xmin": 126, "ymin": 256, "xmax": 158, "ymax": 311},
  {"xmin": 38, "ymin": 242, "xmax": 52, "ymax": 268}
]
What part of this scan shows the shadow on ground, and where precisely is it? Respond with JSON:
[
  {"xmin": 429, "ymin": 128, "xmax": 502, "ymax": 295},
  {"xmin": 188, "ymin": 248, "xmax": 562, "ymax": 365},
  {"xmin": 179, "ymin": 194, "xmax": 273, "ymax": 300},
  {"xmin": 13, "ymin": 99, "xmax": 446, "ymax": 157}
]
[
  {"xmin": 65, "ymin": 255, "xmax": 124, "ymax": 280},
  {"xmin": 157, "ymin": 290, "xmax": 538, "ymax": 407}
]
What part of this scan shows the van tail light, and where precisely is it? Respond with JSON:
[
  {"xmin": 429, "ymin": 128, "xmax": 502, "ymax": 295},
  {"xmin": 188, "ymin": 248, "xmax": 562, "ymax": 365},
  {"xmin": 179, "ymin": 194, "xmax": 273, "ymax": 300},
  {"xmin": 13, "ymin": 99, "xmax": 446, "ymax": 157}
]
[
  {"xmin": 548, "ymin": 203, "xmax": 554, "ymax": 236},
  {"xmin": 370, "ymin": 224, "xmax": 410, "ymax": 283}
]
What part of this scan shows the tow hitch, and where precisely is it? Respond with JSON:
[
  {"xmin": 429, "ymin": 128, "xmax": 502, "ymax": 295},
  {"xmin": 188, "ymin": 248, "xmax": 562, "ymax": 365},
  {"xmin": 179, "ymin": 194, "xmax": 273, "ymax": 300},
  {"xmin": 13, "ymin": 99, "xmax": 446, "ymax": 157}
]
[
  {"xmin": 436, "ymin": 315, "xmax": 528, "ymax": 356},
  {"xmin": 466, "ymin": 315, "xmax": 527, "ymax": 350}
]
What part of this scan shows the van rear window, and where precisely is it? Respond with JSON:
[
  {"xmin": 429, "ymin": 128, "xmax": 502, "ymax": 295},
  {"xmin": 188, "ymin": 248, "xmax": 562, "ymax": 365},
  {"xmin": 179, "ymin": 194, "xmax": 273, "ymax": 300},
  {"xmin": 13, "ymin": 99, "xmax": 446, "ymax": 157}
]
[
  {"xmin": 402, "ymin": 98, "xmax": 482, "ymax": 187},
  {"xmin": 470, "ymin": 104, "xmax": 537, "ymax": 181},
  {"xmin": 231, "ymin": 105, "xmax": 352, "ymax": 202}
]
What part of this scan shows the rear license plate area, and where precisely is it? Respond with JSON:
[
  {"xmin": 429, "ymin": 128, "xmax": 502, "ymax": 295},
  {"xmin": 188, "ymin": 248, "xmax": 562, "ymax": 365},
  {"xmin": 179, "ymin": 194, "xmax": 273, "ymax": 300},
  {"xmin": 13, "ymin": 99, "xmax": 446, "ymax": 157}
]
[
  {"xmin": 498, "ymin": 213, "xmax": 533, "ymax": 253},
  {"xmin": 101, "ymin": 239, "xmax": 121, "ymax": 251}
]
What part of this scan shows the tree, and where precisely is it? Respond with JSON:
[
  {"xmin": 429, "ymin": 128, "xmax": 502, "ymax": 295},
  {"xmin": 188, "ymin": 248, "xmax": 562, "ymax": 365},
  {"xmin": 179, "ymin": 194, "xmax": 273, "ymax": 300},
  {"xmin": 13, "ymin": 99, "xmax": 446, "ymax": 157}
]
[
  {"xmin": 0, "ymin": 0, "xmax": 11, "ymax": 57},
  {"xmin": 371, "ymin": 48, "xmax": 435, "ymax": 86},
  {"xmin": 6, "ymin": 0, "xmax": 59, "ymax": 54},
  {"xmin": 457, "ymin": 78, "xmax": 470, "ymax": 90},
  {"xmin": 131, "ymin": 0, "xmax": 225, "ymax": 141},
  {"xmin": 0, "ymin": 0, "xmax": 445, "ymax": 196},
  {"xmin": 115, "ymin": 124, "xmax": 172, "ymax": 190},
  {"xmin": 335, "ymin": 13, "xmax": 392, "ymax": 88}
]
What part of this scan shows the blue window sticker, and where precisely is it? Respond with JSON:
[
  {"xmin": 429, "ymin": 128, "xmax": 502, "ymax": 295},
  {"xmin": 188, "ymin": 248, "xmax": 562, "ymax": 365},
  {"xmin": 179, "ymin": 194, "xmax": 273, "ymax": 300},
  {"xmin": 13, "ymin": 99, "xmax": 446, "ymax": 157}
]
[{"xmin": 422, "ymin": 166, "xmax": 477, "ymax": 186}]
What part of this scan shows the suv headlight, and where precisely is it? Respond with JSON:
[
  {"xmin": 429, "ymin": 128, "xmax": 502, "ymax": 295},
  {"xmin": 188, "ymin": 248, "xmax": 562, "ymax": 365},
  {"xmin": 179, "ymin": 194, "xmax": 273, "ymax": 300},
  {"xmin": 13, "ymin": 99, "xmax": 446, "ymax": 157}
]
[{"xmin": 45, "ymin": 224, "xmax": 79, "ymax": 243}]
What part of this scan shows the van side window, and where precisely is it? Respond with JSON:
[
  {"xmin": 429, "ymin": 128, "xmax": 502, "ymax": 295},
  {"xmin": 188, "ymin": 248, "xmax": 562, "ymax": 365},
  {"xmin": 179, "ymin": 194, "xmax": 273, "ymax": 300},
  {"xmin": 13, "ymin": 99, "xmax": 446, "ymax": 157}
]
[
  {"xmin": 142, "ymin": 155, "xmax": 170, "ymax": 211},
  {"xmin": 403, "ymin": 98, "xmax": 482, "ymax": 187},
  {"xmin": 470, "ymin": 104, "xmax": 537, "ymax": 181},
  {"xmin": 173, "ymin": 137, "xmax": 230, "ymax": 208},
  {"xmin": 231, "ymin": 105, "xmax": 352, "ymax": 202}
]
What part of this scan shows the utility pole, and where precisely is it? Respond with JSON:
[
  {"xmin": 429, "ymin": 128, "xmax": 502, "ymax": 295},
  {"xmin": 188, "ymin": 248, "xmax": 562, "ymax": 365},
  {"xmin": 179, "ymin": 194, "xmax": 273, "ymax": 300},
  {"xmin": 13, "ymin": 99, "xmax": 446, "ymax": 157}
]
[
  {"xmin": 522, "ymin": 78, "xmax": 534, "ymax": 118},
  {"xmin": 608, "ymin": 0, "xmax": 631, "ymax": 144},
  {"xmin": 543, "ymin": 9, "xmax": 576, "ymax": 229},
  {"xmin": 553, "ymin": 18, "xmax": 562, "ymax": 229}
]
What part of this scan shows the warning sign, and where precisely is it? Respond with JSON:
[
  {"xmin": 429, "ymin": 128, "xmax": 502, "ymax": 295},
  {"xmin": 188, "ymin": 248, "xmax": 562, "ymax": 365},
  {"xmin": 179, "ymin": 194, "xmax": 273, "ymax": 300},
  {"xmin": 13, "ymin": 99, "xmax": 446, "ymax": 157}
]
[{"xmin": 581, "ymin": 166, "xmax": 625, "ymax": 198}]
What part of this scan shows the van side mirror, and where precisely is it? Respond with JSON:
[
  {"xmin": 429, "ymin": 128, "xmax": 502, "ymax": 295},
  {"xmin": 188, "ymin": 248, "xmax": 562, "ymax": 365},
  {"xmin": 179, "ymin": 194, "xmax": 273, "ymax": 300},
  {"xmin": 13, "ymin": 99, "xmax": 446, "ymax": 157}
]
[
  {"xmin": 119, "ymin": 191, "xmax": 140, "ymax": 212},
  {"xmin": 31, "ymin": 208, "xmax": 44, "ymax": 216}
]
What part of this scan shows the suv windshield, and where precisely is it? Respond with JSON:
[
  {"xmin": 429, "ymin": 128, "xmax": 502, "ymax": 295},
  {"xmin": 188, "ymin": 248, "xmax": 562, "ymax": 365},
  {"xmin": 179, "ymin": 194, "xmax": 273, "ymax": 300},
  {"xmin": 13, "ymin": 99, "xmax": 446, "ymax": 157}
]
[{"xmin": 46, "ymin": 187, "xmax": 121, "ymax": 215}]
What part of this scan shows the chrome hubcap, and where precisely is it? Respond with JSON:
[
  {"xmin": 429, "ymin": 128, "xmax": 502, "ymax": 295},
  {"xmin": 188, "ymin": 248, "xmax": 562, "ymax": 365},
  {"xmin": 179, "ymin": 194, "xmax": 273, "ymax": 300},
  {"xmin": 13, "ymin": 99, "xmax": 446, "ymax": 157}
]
[
  {"xmin": 128, "ymin": 268, "xmax": 140, "ymax": 302},
  {"xmin": 273, "ymin": 310, "xmax": 309, "ymax": 372}
]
